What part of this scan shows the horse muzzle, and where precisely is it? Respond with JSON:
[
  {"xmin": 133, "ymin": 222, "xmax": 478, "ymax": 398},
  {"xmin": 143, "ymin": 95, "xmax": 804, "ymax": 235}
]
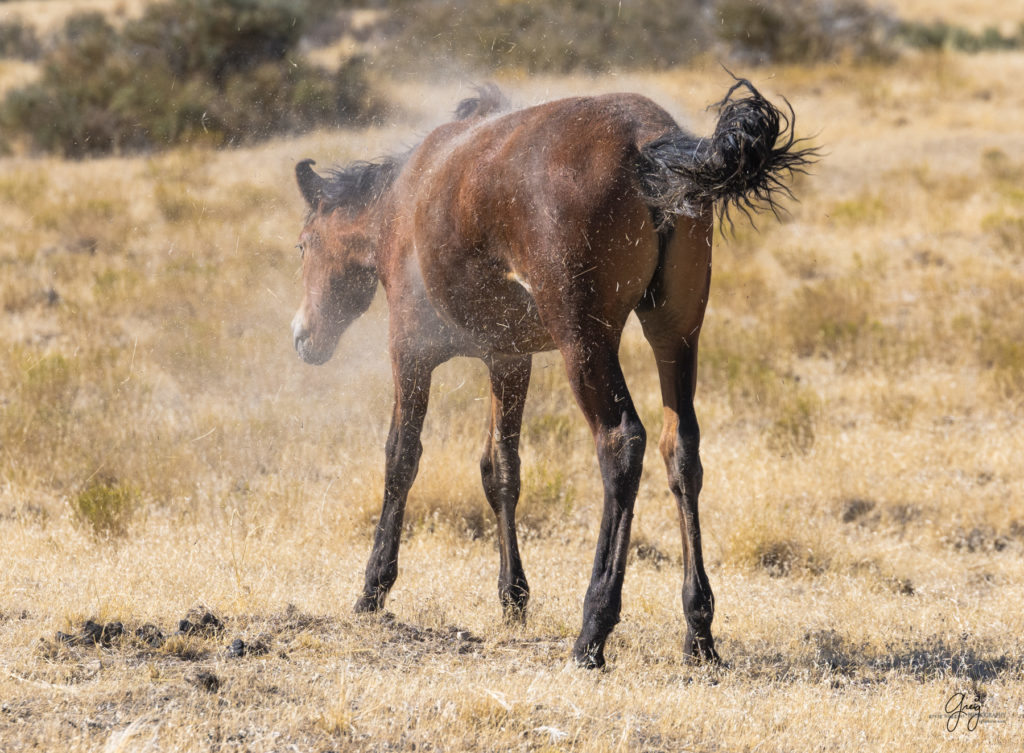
[{"xmin": 292, "ymin": 310, "xmax": 333, "ymax": 366}]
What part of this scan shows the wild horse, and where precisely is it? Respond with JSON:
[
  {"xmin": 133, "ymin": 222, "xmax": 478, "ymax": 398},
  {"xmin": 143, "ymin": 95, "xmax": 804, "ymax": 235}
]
[{"xmin": 290, "ymin": 80, "xmax": 814, "ymax": 667}]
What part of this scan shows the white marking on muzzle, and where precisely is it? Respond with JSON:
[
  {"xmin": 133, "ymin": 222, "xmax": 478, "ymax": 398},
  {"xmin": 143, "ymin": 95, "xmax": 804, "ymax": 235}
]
[{"xmin": 291, "ymin": 309, "xmax": 308, "ymax": 346}]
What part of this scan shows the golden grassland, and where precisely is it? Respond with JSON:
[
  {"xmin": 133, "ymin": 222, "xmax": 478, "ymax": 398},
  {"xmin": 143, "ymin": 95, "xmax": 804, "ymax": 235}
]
[
  {"xmin": 0, "ymin": 0, "xmax": 155, "ymax": 33},
  {"xmin": 867, "ymin": 0, "xmax": 1021, "ymax": 31},
  {"xmin": 3, "ymin": 45, "xmax": 1024, "ymax": 751}
]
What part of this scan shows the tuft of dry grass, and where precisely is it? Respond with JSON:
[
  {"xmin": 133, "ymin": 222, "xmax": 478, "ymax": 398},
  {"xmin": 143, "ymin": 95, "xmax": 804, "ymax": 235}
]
[{"xmin": 3, "ymin": 28, "xmax": 1024, "ymax": 752}]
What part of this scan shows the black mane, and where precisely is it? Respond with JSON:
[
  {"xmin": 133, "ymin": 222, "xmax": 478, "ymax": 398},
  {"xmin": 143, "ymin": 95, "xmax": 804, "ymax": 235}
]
[
  {"xmin": 453, "ymin": 83, "xmax": 511, "ymax": 121},
  {"xmin": 320, "ymin": 157, "xmax": 404, "ymax": 215}
]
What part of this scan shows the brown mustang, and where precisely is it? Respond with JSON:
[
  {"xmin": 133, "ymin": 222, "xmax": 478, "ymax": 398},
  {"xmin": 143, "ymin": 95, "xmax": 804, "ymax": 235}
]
[{"xmin": 291, "ymin": 80, "xmax": 814, "ymax": 668}]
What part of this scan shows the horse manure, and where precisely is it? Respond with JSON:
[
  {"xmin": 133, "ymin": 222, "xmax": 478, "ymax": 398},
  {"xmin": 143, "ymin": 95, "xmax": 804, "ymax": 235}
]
[
  {"xmin": 227, "ymin": 635, "xmax": 271, "ymax": 658},
  {"xmin": 56, "ymin": 620, "xmax": 125, "ymax": 647},
  {"xmin": 99, "ymin": 621, "xmax": 124, "ymax": 645},
  {"xmin": 177, "ymin": 611, "xmax": 224, "ymax": 636},
  {"xmin": 81, "ymin": 620, "xmax": 105, "ymax": 645},
  {"xmin": 840, "ymin": 498, "xmax": 876, "ymax": 523},
  {"xmin": 135, "ymin": 624, "xmax": 165, "ymax": 648},
  {"xmin": 188, "ymin": 671, "xmax": 220, "ymax": 693}
]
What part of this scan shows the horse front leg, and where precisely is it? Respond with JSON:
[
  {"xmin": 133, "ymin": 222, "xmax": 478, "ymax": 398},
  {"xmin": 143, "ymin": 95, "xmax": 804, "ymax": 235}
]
[
  {"xmin": 480, "ymin": 354, "xmax": 532, "ymax": 622},
  {"xmin": 354, "ymin": 359, "xmax": 432, "ymax": 613}
]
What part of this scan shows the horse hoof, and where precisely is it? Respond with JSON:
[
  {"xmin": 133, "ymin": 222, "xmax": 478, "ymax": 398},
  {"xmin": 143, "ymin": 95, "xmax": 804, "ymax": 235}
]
[
  {"xmin": 684, "ymin": 631, "xmax": 721, "ymax": 665},
  {"xmin": 501, "ymin": 605, "xmax": 528, "ymax": 626},
  {"xmin": 353, "ymin": 596, "xmax": 380, "ymax": 614},
  {"xmin": 571, "ymin": 642, "xmax": 606, "ymax": 670}
]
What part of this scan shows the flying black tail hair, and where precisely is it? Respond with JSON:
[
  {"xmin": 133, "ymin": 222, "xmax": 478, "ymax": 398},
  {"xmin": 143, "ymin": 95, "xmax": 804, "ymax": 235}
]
[{"xmin": 638, "ymin": 76, "xmax": 819, "ymax": 231}]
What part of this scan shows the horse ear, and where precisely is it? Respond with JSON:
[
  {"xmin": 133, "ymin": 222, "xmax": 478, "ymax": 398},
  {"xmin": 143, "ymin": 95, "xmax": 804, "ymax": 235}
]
[{"xmin": 296, "ymin": 159, "xmax": 325, "ymax": 208}]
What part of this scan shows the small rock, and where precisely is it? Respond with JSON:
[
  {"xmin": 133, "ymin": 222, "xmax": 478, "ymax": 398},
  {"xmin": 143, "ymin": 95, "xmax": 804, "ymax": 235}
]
[{"xmin": 70, "ymin": 237, "xmax": 98, "ymax": 255}]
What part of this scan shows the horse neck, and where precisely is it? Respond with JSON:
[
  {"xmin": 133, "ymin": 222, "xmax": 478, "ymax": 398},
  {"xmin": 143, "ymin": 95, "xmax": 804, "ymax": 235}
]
[{"xmin": 363, "ymin": 189, "xmax": 402, "ymax": 278}]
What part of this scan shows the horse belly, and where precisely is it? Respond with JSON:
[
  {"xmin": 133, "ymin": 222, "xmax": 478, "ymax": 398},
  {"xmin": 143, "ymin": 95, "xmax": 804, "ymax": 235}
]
[{"xmin": 415, "ymin": 244, "xmax": 553, "ymax": 354}]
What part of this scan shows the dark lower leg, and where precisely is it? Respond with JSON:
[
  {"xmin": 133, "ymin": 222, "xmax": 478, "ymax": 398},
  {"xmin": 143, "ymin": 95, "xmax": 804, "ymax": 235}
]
[
  {"xmin": 355, "ymin": 366, "xmax": 430, "ymax": 613},
  {"xmin": 355, "ymin": 482, "xmax": 416, "ymax": 612},
  {"xmin": 572, "ymin": 410, "xmax": 646, "ymax": 668},
  {"xmin": 481, "ymin": 356, "xmax": 531, "ymax": 621},
  {"xmin": 674, "ymin": 404, "xmax": 718, "ymax": 663}
]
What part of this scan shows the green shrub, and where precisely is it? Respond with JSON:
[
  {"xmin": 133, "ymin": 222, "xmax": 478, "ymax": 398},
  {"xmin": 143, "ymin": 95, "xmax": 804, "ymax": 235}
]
[
  {"xmin": 976, "ymin": 312, "xmax": 1024, "ymax": 399},
  {"xmin": 983, "ymin": 213, "xmax": 1024, "ymax": 257},
  {"xmin": 898, "ymin": 20, "xmax": 1024, "ymax": 52},
  {"xmin": 0, "ymin": 1, "xmax": 383, "ymax": 156},
  {"xmin": 764, "ymin": 385, "xmax": 818, "ymax": 456},
  {"xmin": 72, "ymin": 477, "xmax": 138, "ymax": 538},
  {"xmin": 783, "ymin": 278, "xmax": 877, "ymax": 360},
  {"xmin": 699, "ymin": 327, "xmax": 784, "ymax": 405},
  {"xmin": 0, "ymin": 351, "xmax": 78, "ymax": 469},
  {"xmin": 23, "ymin": 354, "xmax": 79, "ymax": 426}
]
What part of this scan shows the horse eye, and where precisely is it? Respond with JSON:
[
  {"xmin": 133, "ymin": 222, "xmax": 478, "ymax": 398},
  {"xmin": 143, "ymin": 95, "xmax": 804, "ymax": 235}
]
[{"xmin": 296, "ymin": 243, "xmax": 305, "ymax": 259}]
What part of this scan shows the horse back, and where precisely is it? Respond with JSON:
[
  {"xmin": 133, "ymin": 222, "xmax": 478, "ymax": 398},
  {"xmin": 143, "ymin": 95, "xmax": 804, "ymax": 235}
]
[{"xmin": 385, "ymin": 94, "xmax": 685, "ymax": 354}]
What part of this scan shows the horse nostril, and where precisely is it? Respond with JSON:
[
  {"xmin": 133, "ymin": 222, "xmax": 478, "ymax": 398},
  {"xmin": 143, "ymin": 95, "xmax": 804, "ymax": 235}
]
[{"xmin": 291, "ymin": 312, "xmax": 309, "ymax": 352}]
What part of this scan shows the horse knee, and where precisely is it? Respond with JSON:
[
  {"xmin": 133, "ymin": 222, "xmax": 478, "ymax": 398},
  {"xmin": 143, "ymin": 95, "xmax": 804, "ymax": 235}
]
[
  {"xmin": 599, "ymin": 414, "xmax": 646, "ymax": 499},
  {"xmin": 481, "ymin": 445, "xmax": 520, "ymax": 510},
  {"xmin": 669, "ymin": 428, "xmax": 701, "ymax": 494}
]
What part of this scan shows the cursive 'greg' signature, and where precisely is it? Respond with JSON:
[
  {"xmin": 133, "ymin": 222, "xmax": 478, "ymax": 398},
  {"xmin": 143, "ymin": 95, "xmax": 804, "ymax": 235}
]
[{"xmin": 945, "ymin": 691, "xmax": 983, "ymax": 732}]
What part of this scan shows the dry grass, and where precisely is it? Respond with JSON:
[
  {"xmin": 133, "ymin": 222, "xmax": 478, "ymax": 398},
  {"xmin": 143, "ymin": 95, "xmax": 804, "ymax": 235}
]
[
  {"xmin": 3, "ymin": 31, "xmax": 1024, "ymax": 753},
  {"xmin": 866, "ymin": 0, "xmax": 1020, "ymax": 32},
  {"xmin": 0, "ymin": 0, "xmax": 155, "ymax": 34}
]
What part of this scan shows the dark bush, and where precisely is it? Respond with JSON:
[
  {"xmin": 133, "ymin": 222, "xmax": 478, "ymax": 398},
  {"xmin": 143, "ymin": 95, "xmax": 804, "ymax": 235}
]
[
  {"xmin": 0, "ymin": 18, "xmax": 41, "ymax": 59},
  {"xmin": 714, "ymin": 0, "xmax": 898, "ymax": 64},
  {"xmin": 392, "ymin": 0, "xmax": 711, "ymax": 74},
  {"xmin": 122, "ymin": 0, "xmax": 303, "ymax": 84},
  {"xmin": 897, "ymin": 20, "xmax": 1024, "ymax": 52},
  {"xmin": 392, "ymin": 0, "xmax": 909, "ymax": 73},
  {"xmin": 0, "ymin": 0, "xmax": 383, "ymax": 157}
]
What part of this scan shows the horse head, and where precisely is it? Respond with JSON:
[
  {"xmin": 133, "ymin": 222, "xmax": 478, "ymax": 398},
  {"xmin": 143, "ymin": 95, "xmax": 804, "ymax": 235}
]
[{"xmin": 291, "ymin": 159, "xmax": 379, "ymax": 365}]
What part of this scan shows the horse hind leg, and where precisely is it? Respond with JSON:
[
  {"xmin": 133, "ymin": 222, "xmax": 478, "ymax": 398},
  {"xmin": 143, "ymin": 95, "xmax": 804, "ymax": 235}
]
[
  {"xmin": 480, "ymin": 354, "xmax": 532, "ymax": 622},
  {"xmin": 635, "ymin": 222, "xmax": 720, "ymax": 663},
  {"xmin": 553, "ymin": 330, "xmax": 646, "ymax": 668},
  {"xmin": 644, "ymin": 338, "xmax": 719, "ymax": 663}
]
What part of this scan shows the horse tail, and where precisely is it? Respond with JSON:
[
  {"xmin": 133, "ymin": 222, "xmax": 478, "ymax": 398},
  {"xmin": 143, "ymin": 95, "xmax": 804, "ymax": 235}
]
[{"xmin": 638, "ymin": 77, "xmax": 818, "ymax": 229}]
